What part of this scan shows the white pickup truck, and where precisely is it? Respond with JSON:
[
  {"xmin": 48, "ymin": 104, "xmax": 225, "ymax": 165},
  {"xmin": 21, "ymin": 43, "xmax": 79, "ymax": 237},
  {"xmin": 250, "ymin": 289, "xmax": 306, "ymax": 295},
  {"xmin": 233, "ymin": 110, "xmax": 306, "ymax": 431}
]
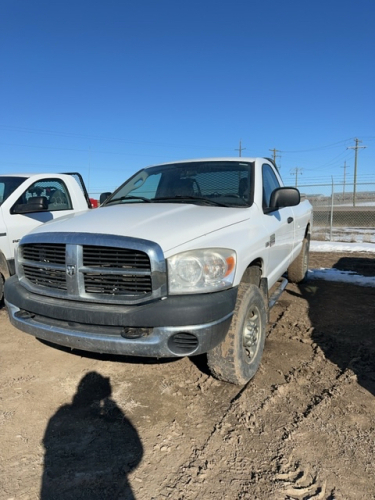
[
  {"xmin": 0, "ymin": 172, "xmax": 92, "ymax": 301},
  {"xmin": 5, "ymin": 158, "xmax": 312, "ymax": 385}
]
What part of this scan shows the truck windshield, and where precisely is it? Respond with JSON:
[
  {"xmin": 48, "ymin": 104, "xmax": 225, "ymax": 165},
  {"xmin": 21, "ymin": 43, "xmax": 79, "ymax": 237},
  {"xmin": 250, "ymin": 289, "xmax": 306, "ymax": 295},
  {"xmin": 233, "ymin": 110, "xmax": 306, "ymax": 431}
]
[
  {"xmin": 105, "ymin": 161, "xmax": 253, "ymax": 208},
  {"xmin": 0, "ymin": 176, "xmax": 28, "ymax": 206}
]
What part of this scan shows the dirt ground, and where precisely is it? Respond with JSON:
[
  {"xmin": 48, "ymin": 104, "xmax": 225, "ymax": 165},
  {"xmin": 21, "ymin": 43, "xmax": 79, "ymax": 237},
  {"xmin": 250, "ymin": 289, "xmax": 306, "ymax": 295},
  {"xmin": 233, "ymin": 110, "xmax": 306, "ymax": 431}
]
[{"xmin": 1, "ymin": 251, "xmax": 375, "ymax": 500}]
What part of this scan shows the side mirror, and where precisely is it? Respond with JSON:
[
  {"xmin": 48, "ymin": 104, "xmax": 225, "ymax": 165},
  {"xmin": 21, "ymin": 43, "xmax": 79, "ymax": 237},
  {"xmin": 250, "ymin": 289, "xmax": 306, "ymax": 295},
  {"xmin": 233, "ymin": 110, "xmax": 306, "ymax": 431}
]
[
  {"xmin": 13, "ymin": 196, "xmax": 48, "ymax": 214},
  {"xmin": 269, "ymin": 187, "xmax": 300, "ymax": 210},
  {"xmin": 100, "ymin": 192, "xmax": 111, "ymax": 204}
]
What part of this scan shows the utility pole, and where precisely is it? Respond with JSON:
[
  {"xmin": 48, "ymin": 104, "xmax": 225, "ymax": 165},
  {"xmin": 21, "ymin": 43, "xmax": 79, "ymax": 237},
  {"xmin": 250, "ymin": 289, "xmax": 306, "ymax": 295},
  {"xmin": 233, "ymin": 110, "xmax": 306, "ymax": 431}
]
[
  {"xmin": 235, "ymin": 140, "xmax": 246, "ymax": 157},
  {"xmin": 347, "ymin": 138, "xmax": 366, "ymax": 206},
  {"xmin": 341, "ymin": 161, "xmax": 347, "ymax": 202},
  {"xmin": 269, "ymin": 148, "xmax": 281, "ymax": 166},
  {"xmin": 290, "ymin": 167, "xmax": 302, "ymax": 188}
]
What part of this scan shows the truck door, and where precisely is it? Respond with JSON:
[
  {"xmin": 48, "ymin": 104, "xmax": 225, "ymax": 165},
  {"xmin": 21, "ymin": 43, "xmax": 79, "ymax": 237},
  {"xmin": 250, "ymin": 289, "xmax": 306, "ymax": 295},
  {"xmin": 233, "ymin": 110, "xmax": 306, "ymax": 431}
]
[
  {"xmin": 5, "ymin": 178, "xmax": 74, "ymax": 256},
  {"xmin": 262, "ymin": 163, "xmax": 295, "ymax": 284}
]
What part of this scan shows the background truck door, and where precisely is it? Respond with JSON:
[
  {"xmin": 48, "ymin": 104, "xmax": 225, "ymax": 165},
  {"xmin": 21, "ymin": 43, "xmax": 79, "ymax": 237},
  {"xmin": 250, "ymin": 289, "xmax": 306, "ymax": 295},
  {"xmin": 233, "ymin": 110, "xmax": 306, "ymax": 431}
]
[{"xmin": 5, "ymin": 177, "xmax": 74, "ymax": 255}]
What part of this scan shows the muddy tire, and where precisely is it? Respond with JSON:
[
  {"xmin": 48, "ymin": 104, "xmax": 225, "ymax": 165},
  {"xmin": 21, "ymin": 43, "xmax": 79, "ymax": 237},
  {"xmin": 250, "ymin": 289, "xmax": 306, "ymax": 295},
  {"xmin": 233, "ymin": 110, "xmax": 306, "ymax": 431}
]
[
  {"xmin": 207, "ymin": 284, "xmax": 267, "ymax": 385},
  {"xmin": 288, "ymin": 236, "xmax": 310, "ymax": 283},
  {"xmin": 0, "ymin": 274, "xmax": 4, "ymax": 303}
]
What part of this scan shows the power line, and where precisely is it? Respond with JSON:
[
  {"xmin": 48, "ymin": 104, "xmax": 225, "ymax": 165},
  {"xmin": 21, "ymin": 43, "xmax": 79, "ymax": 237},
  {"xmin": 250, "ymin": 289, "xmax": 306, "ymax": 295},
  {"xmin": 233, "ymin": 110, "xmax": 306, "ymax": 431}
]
[
  {"xmin": 0, "ymin": 125, "xmax": 236, "ymax": 152},
  {"xmin": 280, "ymin": 138, "xmax": 355, "ymax": 153},
  {"xmin": 2, "ymin": 124, "xmax": 371, "ymax": 157},
  {"xmin": 0, "ymin": 141, "xmax": 173, "ymax": 158}
]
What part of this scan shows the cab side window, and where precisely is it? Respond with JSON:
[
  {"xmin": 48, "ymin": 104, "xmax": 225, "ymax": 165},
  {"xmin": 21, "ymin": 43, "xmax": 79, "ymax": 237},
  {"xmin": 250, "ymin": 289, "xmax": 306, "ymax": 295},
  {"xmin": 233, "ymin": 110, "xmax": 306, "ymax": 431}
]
[
  {"xmin": 262, "ymin": 164, "xmax": 280, "ymax": 209},
  {"xmin": 12, "ymin": 179, "xmax": 72, "ymax": 213}
]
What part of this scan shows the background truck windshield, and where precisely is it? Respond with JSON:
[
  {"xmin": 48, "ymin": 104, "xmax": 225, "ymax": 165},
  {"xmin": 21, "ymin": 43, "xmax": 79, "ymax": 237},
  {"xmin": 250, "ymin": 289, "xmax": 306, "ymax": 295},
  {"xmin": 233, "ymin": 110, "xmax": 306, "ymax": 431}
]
[{"xmin": 0, "ymin": 177, "xmax": 27, "ymax": 206}]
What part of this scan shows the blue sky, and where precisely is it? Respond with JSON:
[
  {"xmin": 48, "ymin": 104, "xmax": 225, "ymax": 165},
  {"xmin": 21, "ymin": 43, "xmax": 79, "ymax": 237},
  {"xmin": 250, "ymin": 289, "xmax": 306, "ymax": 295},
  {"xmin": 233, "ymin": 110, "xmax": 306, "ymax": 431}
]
[{"xmin": 0, "ymin": 0, "xmax": 374, "ymax": 197}]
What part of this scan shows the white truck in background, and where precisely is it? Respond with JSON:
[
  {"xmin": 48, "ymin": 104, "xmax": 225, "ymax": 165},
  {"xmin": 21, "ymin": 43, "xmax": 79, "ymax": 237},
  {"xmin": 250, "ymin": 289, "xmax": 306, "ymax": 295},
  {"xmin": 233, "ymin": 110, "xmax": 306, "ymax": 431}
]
[
  {"xmin": 5, "ymin": 158, "xmax": 312, "ymax": 385},
  {"xmin": 0, "ymin": 172, "xmax": 92, "ymax": 300}
]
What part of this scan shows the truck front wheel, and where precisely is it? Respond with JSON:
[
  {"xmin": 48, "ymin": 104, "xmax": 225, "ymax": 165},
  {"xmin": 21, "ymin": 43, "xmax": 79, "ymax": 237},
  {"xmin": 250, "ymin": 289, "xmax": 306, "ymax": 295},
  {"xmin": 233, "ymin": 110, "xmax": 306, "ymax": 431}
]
[{"xmin": 207, "ymin": 284, "xmax": 267, "ymax": 385}]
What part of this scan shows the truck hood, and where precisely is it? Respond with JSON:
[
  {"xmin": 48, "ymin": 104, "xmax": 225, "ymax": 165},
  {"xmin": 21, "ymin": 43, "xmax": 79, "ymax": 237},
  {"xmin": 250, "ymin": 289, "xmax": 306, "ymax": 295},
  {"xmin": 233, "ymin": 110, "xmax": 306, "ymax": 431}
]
[{"xmin": 29, "ymin": 203, "xmax": 252, "ymax": 253}]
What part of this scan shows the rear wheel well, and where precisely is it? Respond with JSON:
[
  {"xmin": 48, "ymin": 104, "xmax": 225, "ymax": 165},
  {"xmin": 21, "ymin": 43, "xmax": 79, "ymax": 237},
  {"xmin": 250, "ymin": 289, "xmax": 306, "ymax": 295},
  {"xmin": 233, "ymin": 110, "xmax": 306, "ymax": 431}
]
[
  {"xmin": 0, "ymin": 252, "xmax": 10, "ymax": 279},
  {"xmin": 0, "ymin": 251, "xmax": 11, "ymax": 303}
]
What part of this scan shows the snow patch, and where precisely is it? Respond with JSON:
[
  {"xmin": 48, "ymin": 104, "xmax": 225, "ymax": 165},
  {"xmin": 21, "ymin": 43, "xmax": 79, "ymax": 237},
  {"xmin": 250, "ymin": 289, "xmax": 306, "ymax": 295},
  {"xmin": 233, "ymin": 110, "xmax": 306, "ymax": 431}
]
[
  {"xmin": 308, "ymin": 268, "xmax": 375, "ymax": 288},
  {"xmin": 310, "ymin": 240, "xmax": 375, "ymax": 253},
  {"xmin": 309, "ymin": 240, "xmax": 375, "ymax": 287}
]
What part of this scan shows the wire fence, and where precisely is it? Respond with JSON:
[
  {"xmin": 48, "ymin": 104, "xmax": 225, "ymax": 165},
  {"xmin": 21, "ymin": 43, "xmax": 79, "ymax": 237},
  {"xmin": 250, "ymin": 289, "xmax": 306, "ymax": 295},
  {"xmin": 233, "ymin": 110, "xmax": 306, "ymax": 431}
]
[{"xmin": 299, "ymin": 181, "xmax": 375, "ymax": 243}]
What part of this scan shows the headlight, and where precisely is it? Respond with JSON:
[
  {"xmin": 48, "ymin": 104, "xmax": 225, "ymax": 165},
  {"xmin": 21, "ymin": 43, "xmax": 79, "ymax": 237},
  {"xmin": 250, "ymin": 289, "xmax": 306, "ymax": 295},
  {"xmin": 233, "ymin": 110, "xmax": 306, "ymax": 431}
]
[{"xmin": 168, "ymin": 249, "xmax": 236, "ymax": 294}]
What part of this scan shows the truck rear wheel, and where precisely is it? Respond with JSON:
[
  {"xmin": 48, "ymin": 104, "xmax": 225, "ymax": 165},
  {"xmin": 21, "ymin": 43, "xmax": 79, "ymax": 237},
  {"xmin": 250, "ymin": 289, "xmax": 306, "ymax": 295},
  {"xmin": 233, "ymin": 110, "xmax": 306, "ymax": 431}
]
[
  {"xmin": 207, "ymin": 284, "xmax": 267, "ymax": 385},
  {"xmin": 288, "ymin": 235, "xmax": 310, "ymax": 283}
]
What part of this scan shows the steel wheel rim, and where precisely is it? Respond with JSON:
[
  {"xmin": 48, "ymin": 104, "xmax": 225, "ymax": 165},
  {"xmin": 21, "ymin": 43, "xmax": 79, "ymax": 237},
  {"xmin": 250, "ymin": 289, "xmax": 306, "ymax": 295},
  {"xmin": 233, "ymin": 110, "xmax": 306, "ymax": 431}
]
[{"xmin": 243, "ymin": 306, "xmax": 261, "ymax": 363}]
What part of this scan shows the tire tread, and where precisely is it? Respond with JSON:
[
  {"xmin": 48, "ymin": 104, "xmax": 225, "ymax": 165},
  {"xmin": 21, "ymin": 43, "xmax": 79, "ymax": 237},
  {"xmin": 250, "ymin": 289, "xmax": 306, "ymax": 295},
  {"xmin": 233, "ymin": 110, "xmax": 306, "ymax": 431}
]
[{"xmin": 207, "ymin": 283, "xmax": 267, "ymax": 385}]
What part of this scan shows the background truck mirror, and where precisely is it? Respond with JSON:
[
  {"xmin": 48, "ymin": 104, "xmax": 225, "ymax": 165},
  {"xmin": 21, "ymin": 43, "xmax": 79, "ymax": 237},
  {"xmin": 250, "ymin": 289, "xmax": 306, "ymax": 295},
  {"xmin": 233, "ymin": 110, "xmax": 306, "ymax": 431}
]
[{"xmin": 100, "ymin": 192, "xmax": 112, "ymax": 204}]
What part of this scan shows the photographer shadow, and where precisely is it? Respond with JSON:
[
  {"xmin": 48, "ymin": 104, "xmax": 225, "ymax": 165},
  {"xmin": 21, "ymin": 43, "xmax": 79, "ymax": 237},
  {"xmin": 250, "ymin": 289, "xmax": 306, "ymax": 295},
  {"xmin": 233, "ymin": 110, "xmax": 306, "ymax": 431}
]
[
  {"xmin": 41, "ymin": 371, "xmax": 143, "ymax": 499},
  {"xmin": 296, "ymin": 258, "xmax": 375, "ymax": 397}
]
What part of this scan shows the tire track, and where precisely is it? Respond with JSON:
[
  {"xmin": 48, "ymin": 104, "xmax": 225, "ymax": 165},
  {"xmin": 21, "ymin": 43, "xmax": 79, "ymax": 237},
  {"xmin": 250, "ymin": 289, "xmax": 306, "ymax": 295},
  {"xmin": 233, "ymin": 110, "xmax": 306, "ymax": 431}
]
[
  {"xmin": 157, "ymin": 341, "xmax": 338, "ymax": 498},
  {"xmin": 157, "ymin": 300, "xmax": 357, "ymax": 500}
]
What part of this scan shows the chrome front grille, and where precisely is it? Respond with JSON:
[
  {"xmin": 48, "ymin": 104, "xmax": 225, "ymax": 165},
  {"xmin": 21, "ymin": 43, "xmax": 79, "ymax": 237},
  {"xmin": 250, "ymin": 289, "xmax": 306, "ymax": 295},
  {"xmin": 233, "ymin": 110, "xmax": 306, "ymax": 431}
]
[
  {"xmin": 22, "ymin": 243, "xmax": 66, "ymax": 264},
  {"xmin": 23, "ymin": 264, "xmax": 68, "ymax": 290},
  {"xmin": 18, "ymin": 233, "xmax": 167, "ymax": 304},
  {"xmin": 82, "ymin": 245, "xmax": 151, "ymax": 269},
  {"xmin": 84, "ymin": 273, "xmax": 152, "ymax": 295}
]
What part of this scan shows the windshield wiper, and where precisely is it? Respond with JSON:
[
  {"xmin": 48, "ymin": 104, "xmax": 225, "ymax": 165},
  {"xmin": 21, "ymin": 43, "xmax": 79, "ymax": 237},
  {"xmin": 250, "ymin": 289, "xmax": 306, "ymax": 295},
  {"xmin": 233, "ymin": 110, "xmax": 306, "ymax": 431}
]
[
  {"xmin": 153, "ymin": 196, "xmax": 228, "ymax": 207},
  {"xmin": 106, "ymin": 195, "xmax": 152, "ymax": 205},
  {"xmin": 107, "ymin": 195, "xmax": 230, "ymax": 207}
]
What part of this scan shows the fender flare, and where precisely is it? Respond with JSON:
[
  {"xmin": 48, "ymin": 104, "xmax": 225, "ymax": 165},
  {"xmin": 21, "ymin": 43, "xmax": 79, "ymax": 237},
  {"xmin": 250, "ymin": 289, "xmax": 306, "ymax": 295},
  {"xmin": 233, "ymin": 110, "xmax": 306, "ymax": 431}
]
[{"xmin": 0, "ymin": 251, "xmax": 11, "ymax": 280}]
